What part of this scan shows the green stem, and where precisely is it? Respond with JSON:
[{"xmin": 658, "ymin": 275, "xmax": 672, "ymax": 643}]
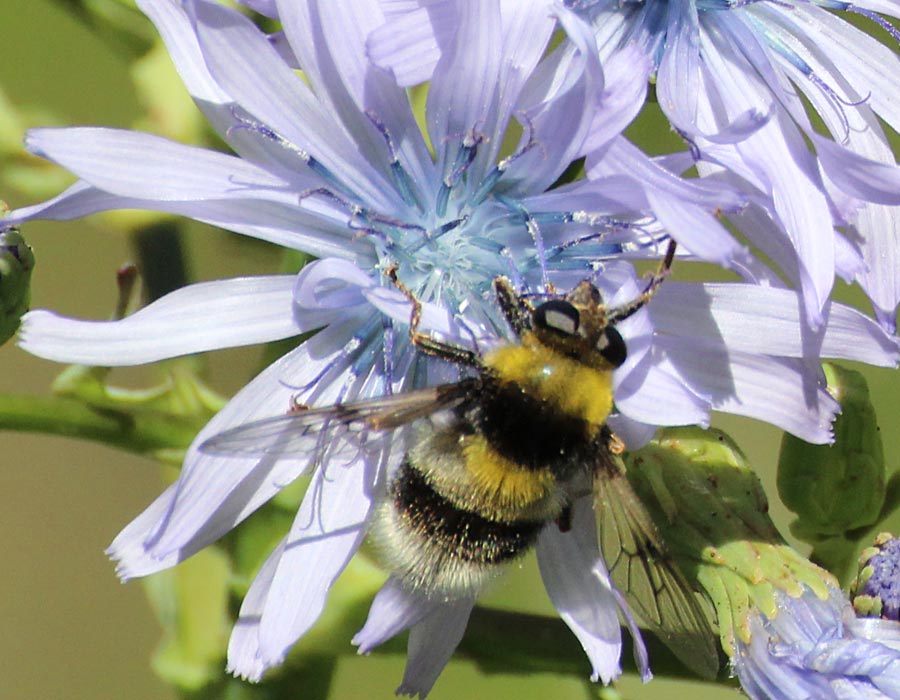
[
  {"xmin": 50, "ymin": 0, "xmax": 155, "ymax": 58},
  {"xmin": 0, "ymin": 393, "xmax": 200, "ymax": 456},
  {"xmin": 133, "ymin": 220, "xmax": 191, "ymax": 303}
]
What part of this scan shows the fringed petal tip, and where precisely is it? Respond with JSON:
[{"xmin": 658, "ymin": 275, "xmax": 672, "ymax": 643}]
[
  {"xmin": 226, "ymin": 659, "xmax": 267, "ymax": 684},
  {"xmin": 105, "ymin": 531, "xmax": 176, "ymax": 583}
]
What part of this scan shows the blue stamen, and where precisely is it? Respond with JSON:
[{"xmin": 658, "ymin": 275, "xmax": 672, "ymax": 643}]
[
  {"xmin": 545, "ymin": 231, "xmax": 619, "ymax": 259},
  {"xmin": 345, "ymin": 219, "xmax": 395, "ymax": 247},
  {"xmin": 284, "ymin": 319, "xmax": 378, "ymax": 393},
  {"xmin": 752, "ymin": 20, "xmax": 860, "ymax": 142},
  {"xmin": 846, "ymin": 5, "xmax": 900, "ymax": 47},
  {"xmin": 382, "ymin": 316, "xmax": 395, "ymax": 396},
  {"xmin": 673, "ymin": 126, "xmax": 705, "ymax": 164},
  {"xmin": 809, "ymin": 68, "xmax": 870, "ymax": 104},
  {"xmin": 433, "ymin": 216, "xmax": 468, "ymax": 238},
  {"xmin": 403, "ymin": 216, "xmax": 468, "ymax": 255},
  {"xmin": 499, "ymin": 247, "xmax": 527, "ymax": 290},
  {"xmin": 390, "ymin": 162, "xmax": 425, "ymax": 212},
  {"xmin": 434, "ymin": 181, "xmax": 452, "ymax": 219},
  {"xmin": 299, "ymin": 187, "xmax": 427, "ymax": 248},
  {"xmin": 351, "ymin": 334, "xmax": 382, "ymax": 376},
  {"xmin": 437, "ymin": 131, "xmax": 484, "ymax": 217},
  {"xmin": 469, "ymin": 113, "xmax": 543, "ymax": 207},
  {"xmin": 365, "ymin": 110, "xmax": 427, "ymax": 214},
  {"xmin": 494, "ymin": 195, "xmax": 552, "ymax": 291},
  {"xmin": 468, "ymin": 236, "xmax": 506, "ymax": 255},
  {"xmin": 227, "ymin": 107, "xmax": 352, "ymax": 198}
]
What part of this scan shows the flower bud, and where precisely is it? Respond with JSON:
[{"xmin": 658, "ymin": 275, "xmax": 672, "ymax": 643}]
[
  {"xmin": 850, "ymin": 532, "xmax": 900, "ymax": 621},
  {"xmin": 626, "ymin": 427, "xmax": 836, "ymax": 654},
  {"xmin": 0, "ymin": 227, "xmax": 34, "ymax": 346}
]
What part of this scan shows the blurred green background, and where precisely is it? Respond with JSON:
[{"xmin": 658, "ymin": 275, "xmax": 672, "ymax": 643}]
[{"xmin": 2, "ymin": 2, "xmax": 899, "ymax": 699}]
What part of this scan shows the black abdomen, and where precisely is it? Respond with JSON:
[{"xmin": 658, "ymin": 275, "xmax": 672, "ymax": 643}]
[
  {"xmin": 371, "ymin": 374, "xmax": 599, "ymax": 599},
  {"xmin": 470, "ymin": 378, "xmax": 598, "ymax": 475}
]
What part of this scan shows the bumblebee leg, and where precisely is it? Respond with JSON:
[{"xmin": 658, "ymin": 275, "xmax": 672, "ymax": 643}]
[
  {"xmin": 288, "ymin": 396, "xmax": 310, "ymax": 413},
  {"xmin": 493, "ymin": 276, "xmax": 533, "ymax": 337},
  {"xmin": 385, "ymin": 265, "xmax": 481, "ymax": 367},
  {"xmin": 608, "ymin": 432, "xmax": 626, "ymax": 455},
  {"xmin": 555, "ymin": 504, "xmax": 573, "ymax": 533},
  {"xmin": 608, "ymin": 239, "xmax": 677, "ymax": 324},
  {"xmin": 641, "ymin": 238, "xmax": 678, "ymax": 298}
]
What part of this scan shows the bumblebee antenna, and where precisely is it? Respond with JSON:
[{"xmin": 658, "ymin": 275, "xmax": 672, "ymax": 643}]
[{"xmin": 607, "ymin": 239, "xmax": 677, "ymax": 325}]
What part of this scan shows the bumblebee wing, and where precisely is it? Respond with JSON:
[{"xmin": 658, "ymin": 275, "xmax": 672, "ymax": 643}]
[
  {"xmin": 201, "ymin": 380, "xmax": 477, "ymax": 457},
  {"xmin": 594, "ymin": 452, "xmax": 719, "ymax": 679}
]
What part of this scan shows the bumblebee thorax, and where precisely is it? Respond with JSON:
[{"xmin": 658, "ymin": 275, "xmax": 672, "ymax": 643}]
[{"xmin": 482, "ymin": 337, "xmax": 615, "ymax": 428}]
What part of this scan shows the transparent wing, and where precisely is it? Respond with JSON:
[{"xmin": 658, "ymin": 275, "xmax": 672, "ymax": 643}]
[
  {"xmin": 594, "ymin": 451, "xmax": 719, "ymax": 679},
  {"xmin": 201, "ymin": 380, "xmax": 476, "ymax": 457}
]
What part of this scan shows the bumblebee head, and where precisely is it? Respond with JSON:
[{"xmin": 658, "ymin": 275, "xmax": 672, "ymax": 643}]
[
  {"xmin": 531, "ymin": 280, "xmax": 627, "ymax": 369},
  {"xmin": 494, "ymin": 241, "xmax": 675, "ymax": 371}
]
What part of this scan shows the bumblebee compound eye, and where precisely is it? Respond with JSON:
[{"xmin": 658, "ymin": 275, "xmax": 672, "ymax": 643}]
[
  {"xmin": 596, "ymin": 326, "xmax": 627, "ymax": 367},
  {"xmin": 533, "ymin": 300, "xmax": 580, "ymax": 336}
]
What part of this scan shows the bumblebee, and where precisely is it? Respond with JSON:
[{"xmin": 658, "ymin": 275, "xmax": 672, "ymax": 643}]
[{"xmin": 204, "ymin": 241, "xmax": 717, "ymax": 677}]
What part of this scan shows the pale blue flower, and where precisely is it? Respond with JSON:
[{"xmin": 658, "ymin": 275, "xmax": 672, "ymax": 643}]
[
  {"xmin": 581, "ymin": 0, "xmax": 900, "ymax": 332},
  {"xmin": 5, "ymin": 0, "xmax": 898, "ymax": 692},
  {"xmin": 371, "ymin": 0, "xmax": 900, "ymax": 331},
  {"xmin": 735, "ymin": 587, "xmax": 900, "ymax": 700}
]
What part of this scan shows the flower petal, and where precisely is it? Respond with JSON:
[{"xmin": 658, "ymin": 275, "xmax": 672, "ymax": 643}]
[
  {"xmin": 651, "ymin": 283, "xmax": 900, "ymax": 366},
  {"xmin": 3, "ymin": 181, "xmax": 137, "ymax": 226},
  {"xmin": 353, "ymin": 578, "xmax": 437, "ymax": 654},
  {"xmin": 645, "ymin": 187, "xmax": 743, "ymax": 266},
  {"xmin": 656, "ymin": 0, "xmax": 703, "ymax": 132},
  {"xmin": 4, "ymin": 180, "xmax": 364, "ymax": 262},
  {"xmin": 108, "ymin": 315, "xmax": 374, "ymax": 577},
  {"xmin": 396, "ymin": 600, "xmax": 475, "ymax": 698},
  {"xmin": 190, "ymin": 0, "xmax": 391, "ymax": 207},
  {"xmin": 507, "ymin": 3, "xmax": 601, "ymax": 194},
  {"xmin": 615, "ymin": 350, "xmax": 712, "ymax": 428},
  {"xmin": 277, "ymin": 0, "xmax": 432, "ymax": 188},
  {"xmin": 583, "ymin": 44, "xmax": 652, "ymax": 157},
  {"xmin": 814, "ymin": 135, "xmax": 900, "ymax": 207},
  {"xmin": 426, "ymin": 2, "xmax": 504, "ymax": 172},
  {"xmin": 367, "ymin": 0, "xmax": 453, "ymax": 87},
  {"xmin": 736, "ymin": 588, "xmax": 900, "ymax": 700},
  {"xmin": 537, "ymin": 498, "xmax": 625, "ymax": 684},
  {"xmin": 656, "ymin": 337, "xmax": 839, "ymax": 443},
  {"xmin": 228, "ymin": 537, "xmax": 286, "ymax": 680},
  {"xmin": 137, "ymin": 0, "xmax": 231, "ymax": 105},
  {"xmin": 738, "ymin": 118, "xmax": 836, "ymax": 326},
  {"xmin": 294, "ymin": 257, "xmax": 471, "ymax": 342},
  {"xmin": 254, "ymin": 440, "xmax": 383, "ymax": 669},
  {"xmin": 25, "ymin": 127, "xmax": 300, "ymax": 201},
  {"xmin": 20, "ymin": 276, "xmax": 302, "ymax": 365}
]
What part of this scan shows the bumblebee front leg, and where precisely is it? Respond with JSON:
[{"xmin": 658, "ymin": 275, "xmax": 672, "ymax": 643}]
[
  {"xmin": 385, "ymin": 265, "xmax": 481, "ymax": 367},
  {"xmin": 607, "ymin": 239, "xmax": 677, "ymax": 325},
  {"xmin": 493, "ymin": 276, "xmax": 533, "ymax": 337}
]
